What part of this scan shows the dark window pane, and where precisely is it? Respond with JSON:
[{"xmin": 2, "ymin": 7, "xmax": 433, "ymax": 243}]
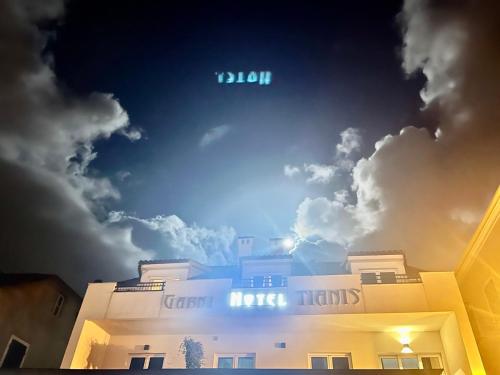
[
  {"xmin": 380, "ymin": 272, "xmax": 396, "ymax": 284},
  {"xmin": 361, "ymin": 272, "xmax": 378, "ymax": 284},
  {"xmin": 238, "ymin": 357, "xmax": 255, "ymax": 369},
  {"xmin": 148, "ymin": 357, "xmax": 164, "ymax": 369},
  {"xmin": 217, "ymin": 357, "xmax": 233, "ymax": 368},
  {"xmin": 332, "ymin": 357, "xmax": 350, "ymax": 369},
  {"xmin": 129, "ymin": 357, "xmax": 145, "ymax": 370},
  {"xmin": 1, "ymin": 339, "xmax": 28, "ymax": 368},
  {"xmin": 381, "ymin": 357, "xmax": 399, "ymax": 369},
  {"xmin": 311, "ymin": 357, "xmax": 328, "ymax": 369}
]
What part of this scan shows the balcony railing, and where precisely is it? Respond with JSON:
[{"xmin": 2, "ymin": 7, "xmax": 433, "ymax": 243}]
[
  {"xmin": 114, "ymin": 281, "xmax": 165, "ymax": 292},
  {"xmin": 233, "ymin": 276, "xmax": 288, "ymax": 288},
  {"xmin": 361, "ymin": 273, "xmax": 422, "ymax": 285}
]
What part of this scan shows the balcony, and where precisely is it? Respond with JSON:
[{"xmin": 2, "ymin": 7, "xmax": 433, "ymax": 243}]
[
  {"xmin": 361, "ymin": 273, "xmax": 422, "ymax": 285},
  {"xmin": 114, "ymin": 281, "xmax": 165, "ymax": 292},
  {"xmin": 233, "ymin": 275, "xmax": 288, "ymax": 288}
]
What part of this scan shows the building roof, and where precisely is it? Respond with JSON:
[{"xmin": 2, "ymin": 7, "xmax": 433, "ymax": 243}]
[
  {"xmin": 138, "ymin": 258, "xmax": 204, "ymax": 275},
  {"xmin": 347, "ymin": 250, "xmax": 405, "ymax": 257},
  {"xmin": 0, "ymin": 273, "xmax": 82, "ymax": 299}
]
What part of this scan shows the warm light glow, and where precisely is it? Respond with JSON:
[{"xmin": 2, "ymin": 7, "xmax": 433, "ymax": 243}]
[{"xmin": 401, "ymin": 343, "xmax": 413, "ymax": 354}]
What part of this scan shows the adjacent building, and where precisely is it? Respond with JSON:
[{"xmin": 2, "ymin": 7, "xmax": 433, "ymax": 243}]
[
  {"xmin": 61, "ymin": 241, "xmax": 485, "ymax": 374},
  {"xmin": 0, "ymin": 274, "xmax": 81, "ymax": 369},
  {"xmin": 456, "ymin": 186, "xmax": 500, "ymax": 375}
]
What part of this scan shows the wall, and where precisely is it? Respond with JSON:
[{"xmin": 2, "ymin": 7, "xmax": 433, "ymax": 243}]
[
  {"xmin": 69, "ymin": 321, "xmax": 110, "ymax": 369},
  {"xmin": 0, "ymin": 277, "xmax": 81, "ymax": 369},
  {"xmin": 100, "ymin": 329, "xmax": 445, "ymax": 370},
  {"xmin": 456, "ymin": 186, "xmax": 500, "ymax": 375},
  {"xmin": 61, "ymin": 283, "xmax": 115, "ymax": 369},
  {"xmin": 421, "ymin": 273, "xmax": 484, "ymax": 375}
]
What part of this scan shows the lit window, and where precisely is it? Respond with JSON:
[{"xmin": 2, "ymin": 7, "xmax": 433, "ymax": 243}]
[
  {"xmin": 52, "ymin": 294, "xmax": 65, "ymax": 316},
  {"xmin": 309, "ymin": 354, "xmax": 352, "ymax": 369},
  {"xmin": 215, "ymin": 354, "xmax": 255, "ymax": 368},
  {"xmin": 150, "ymin": 278, "xmax": 164, "ymax": 291}
]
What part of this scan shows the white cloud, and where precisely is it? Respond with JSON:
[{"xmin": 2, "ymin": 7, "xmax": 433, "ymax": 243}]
[
  {"xmin": 109, "ymin": 212, "xmax": 236, "ymax": 265},
  {"xmin": 284, "ymin": 164, "xmax": 301, "ymax": 178},
  {"xmin": 304, "ymin": 164, "xmax": 337, "ymax": 184},
  {"xmin": 336, "ymin": 127, "xmax": 361, "ymax": 156},
  {"xmin": 199, "ymin": 125, "xmax": 231, "ymax": 148},
  {"xmin": 0, "ymin": 0, "xmax": 150, "ymax": 292},
  {"xmin": 294, "ymin": 0, "xmax": 500, "ymax": 271}
]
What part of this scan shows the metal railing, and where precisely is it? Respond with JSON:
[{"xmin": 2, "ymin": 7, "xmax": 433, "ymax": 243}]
[
  {"xmin": 114, "ymin": 281, "xmax": 165, "ymax": 292},
  {"xmin": 360, "ymin": 273, "xmax": 422, "ymax": 285},
  {"xmin": 233, "ymin": 275, "xmax": 288, "ymax": 288}
]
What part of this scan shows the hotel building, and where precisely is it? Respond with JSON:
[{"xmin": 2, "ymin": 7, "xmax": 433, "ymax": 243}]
[{"xmin": 61, "ymin": 239, "xmax": 485, "ymax": 375}]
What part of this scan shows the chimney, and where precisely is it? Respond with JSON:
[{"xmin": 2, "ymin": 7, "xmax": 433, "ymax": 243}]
[{"xmin": 237, "ymin": 236, "xmax": 254, "ymax": 258}]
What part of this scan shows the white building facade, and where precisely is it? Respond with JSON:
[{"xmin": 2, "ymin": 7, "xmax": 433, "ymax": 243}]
[{"xmin": 61, "ymin": 249, "xmax": 484, "ymax": 375}]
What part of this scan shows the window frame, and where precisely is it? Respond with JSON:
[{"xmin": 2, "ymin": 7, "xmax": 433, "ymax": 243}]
[
  {"xmin": 308, "ymin": 353, "xmax": 352, "ymax": 370},
  {"xmin": 213, "ymin": 353, "xmax": 256, "ymax": 369},
  {"xmin": 0, "ymin": 335, "xmax": 30, "ymax": 369},
  {"xmin": 379, "ymin": 353, "xmax": 444, "ymax": 371}
]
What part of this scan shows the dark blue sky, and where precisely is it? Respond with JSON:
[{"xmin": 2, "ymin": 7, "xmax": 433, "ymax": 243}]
[{"xmin": 51, "ymin": 0, "xmax": 425, "ymax": 251}]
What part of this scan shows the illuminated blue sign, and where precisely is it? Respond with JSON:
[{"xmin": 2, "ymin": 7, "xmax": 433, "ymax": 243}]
[
  {"xmin": 215, "ymin": 71, "xmax": 272, "ymax": 85},
  {"xmin": 229, "ymin": 291, "xmax": 287, "ymax": 308}
]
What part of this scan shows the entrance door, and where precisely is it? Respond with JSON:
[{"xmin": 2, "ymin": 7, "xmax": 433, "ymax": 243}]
[{"xmin": 1, "ymin": 337, "xmax": 28, "ymax": 368}]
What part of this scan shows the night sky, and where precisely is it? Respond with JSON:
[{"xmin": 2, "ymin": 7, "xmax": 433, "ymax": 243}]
[
  {"xmin": 52, "ymin": 0, "xmax": 423, "ymax": 247},
  {"xmin": 1, "ymin": 0, "xmax": 499, "ymax": 293}
]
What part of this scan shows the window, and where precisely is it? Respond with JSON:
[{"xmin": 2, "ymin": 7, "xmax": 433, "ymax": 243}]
[
  {"xmin": 148, "ymin": 357, "xmax": 164, "ymax": 369},
  {"xmin": 419, "ymin": 355, "xmax": 443, "ymax": 370},
  {"xmin": 401, "ymin": 357, "xmax": 419, "ymax": 369},
  {"xmin": 237, "ymin": 357, "xmax": 255, "ymax": 369},
  {"xmin": 1, "ymin": 336, "xmax": 29, "ymax": 368},
  {"xmin": 217, "ymin": 357, "xmax": 233, "ymax": 368},
  {"xmin": 380, "ymin": 354, "xmax": 443, "ymax": 370},
  {"xmin": 309, "ymin": 354, "xmax": 352, "ymax": 369},
  {"xmin": 150, "ymin": 278, "xmax": 164, "ymax": 291},
  {"xmin": 310, "ymin": 357, "xmax": 328, "ymax": 369},
  {"xmin": 215, "ymin": 354, "xmax": 255, "ymax": 369},
  {"xmin": 380, "ymin": 357, "xmax": 399, "ymax": 369},
  {"xmin": 129, "ymin": 355, "xmax": 165, "ymax": 370},
  {"xmin": 129, "ymin": 357, "xmax": 146, "ymax": 370},
  {"xmin": 52, "ymin": 294, "xmax": 65, "ymax": 316}
]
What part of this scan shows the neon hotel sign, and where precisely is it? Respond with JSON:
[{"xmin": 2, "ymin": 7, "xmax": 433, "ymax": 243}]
[
  {"xmin": 229, "ymin": 288, "xmax": 361, "ymax": 309},
  {"xmin": 229, "ymin": 291, "xmax": 287, "ymax": 308}
]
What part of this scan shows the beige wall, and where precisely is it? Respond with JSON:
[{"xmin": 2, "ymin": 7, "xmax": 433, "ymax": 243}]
[
  {"xmin": 0, "ymin": 277, "xmax": 81, "ymax": 368},
  {"xmin": 99, "ymin": 328, "xmax": 445, "ymax": 370},
  {"xmin": 456, "ymin": 186, "xmax": 500, "ymax": 375}
]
